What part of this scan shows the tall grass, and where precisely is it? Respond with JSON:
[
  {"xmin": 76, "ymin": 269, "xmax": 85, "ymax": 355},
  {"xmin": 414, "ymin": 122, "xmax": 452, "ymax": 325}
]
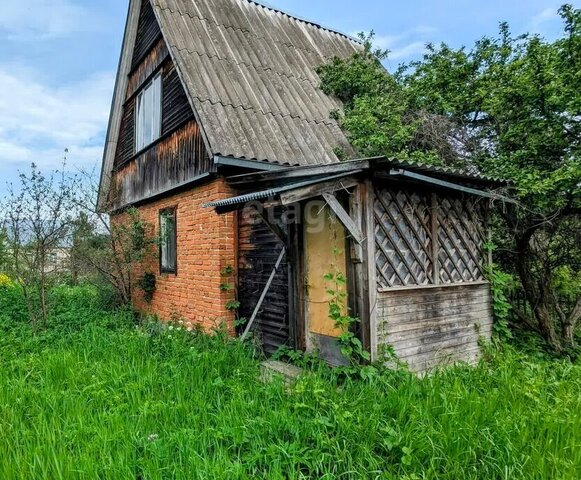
[{"xmin": 0, "ymin": 284, "xmax": 579, "ymax": 479}]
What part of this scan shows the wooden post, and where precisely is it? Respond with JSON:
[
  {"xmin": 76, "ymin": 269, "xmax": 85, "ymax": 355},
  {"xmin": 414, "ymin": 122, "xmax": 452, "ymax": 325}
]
[
  {"xmin": 349, "ymin": 184, "xmax": 369, "ymax": 351},
  {"xmin": 348, "ymin": 189, "xmax": 364, "ymax": 264},
  {"xmin": 364, "ymin": 179, "xmax": 378, "ymax": 361},
  {"xmin": 431, "ymin": 192, "xmax": 440, "ymax": 285}
]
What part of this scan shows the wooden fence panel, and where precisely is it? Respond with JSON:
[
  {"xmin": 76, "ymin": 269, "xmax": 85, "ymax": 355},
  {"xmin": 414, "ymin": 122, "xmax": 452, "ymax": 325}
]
[
  {"xmin": 437, "ymin": 197, "xmax": 486, "ymax": 284},
  {"xmin": 374, "ymin": 187, "xmax": 487, "ymax": 288},
  {"xmin": 374, "ymin": 189, "xmax": 433, "ymax": 288}
]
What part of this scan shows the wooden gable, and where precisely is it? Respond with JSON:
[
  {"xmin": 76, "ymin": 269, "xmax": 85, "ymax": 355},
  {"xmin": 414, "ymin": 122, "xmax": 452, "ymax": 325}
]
[{"xmin": 103, "ymin": 0, "xmax": 212, "ymax": 210}]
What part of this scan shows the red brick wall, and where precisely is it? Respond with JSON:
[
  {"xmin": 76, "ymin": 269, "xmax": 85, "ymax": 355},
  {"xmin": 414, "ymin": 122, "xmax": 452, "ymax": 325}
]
[{"xmin": 112, "ymin": 177, "xmax": 237, "ymax": 333}]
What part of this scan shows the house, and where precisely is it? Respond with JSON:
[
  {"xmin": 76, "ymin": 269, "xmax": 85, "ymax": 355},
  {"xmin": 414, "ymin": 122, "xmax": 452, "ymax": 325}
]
[{"xmin": 99, "ymin": 0, "xmax": 507, "ymax": 372}]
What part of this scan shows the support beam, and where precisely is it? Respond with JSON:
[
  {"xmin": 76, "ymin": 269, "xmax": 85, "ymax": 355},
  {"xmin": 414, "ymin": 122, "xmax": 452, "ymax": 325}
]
[
  {"xmin": 364, "ymin": 179, "xmax": 378, "ymax": 361},
  {"xmin": 376, "ymin": 169, "xmax": 517, "ymax": 204},
  {"xmin": 240, "ymin": 248, "xmax": 287, "ymax": 341},
  {"xmin": 279, "ymin": 175, "xmax": 361, "ymax": 206},
  {"xmin": 322, "ymin": 193, "xmax": 364, "ymax": 245},
  {"xmin": 258, "ymin": 211, "xmax": 288, "ymax": 244},
  {"xmin": 348, "ymin": 187, "xmax": 364, "ymax": 263}
]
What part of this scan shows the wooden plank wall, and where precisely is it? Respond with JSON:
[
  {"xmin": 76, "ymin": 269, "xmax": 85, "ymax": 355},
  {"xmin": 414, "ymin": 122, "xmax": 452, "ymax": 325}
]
[
  {"xmin": 131, "ymin": 0, "xmax": 162, "ymax": 69},
  {"xmin": 238, "ymin": 207, "xmax": 291, "ymax": 355},
  {"xmin": 376, "ymin": 282, "xmax": 493, "ymax": 373},
  {"xmin": 112, "ymin": 120, "xmax": 210, "ymax": 208}
]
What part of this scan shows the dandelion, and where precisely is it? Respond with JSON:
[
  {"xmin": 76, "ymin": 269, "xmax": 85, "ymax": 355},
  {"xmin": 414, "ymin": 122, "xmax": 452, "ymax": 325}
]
[{"xmin": 168, "ymin": 325, "xmax": 174, "ymax": 331}]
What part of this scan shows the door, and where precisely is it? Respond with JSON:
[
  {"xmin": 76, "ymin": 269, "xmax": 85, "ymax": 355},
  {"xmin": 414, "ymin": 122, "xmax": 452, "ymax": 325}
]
[
  {"xmin": 304, "ymin": 202, "xmax": 350, "ymax": 365},
  {"xmin": 238, "ymin": 207, "xmax": 291, "ymax": 355}
]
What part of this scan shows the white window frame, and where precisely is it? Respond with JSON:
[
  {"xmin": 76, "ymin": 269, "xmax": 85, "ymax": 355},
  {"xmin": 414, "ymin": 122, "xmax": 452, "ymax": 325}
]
[{"xmin": 135, "ymin": 73, "xmax": 162, "ymax": 152}]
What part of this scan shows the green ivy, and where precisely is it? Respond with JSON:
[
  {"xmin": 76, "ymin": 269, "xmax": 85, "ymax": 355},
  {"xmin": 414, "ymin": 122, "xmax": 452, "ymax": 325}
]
[
  {"xmin": 137, "ymin": 272, "xmax": 156, "ymax": 304},
  {"xmin": 485, "ymin": 264, "xmax": 515, "ymax": 339}
]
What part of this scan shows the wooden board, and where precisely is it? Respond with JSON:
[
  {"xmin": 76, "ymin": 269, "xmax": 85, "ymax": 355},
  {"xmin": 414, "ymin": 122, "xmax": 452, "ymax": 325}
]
[
  {"xmin": 238, "ymin": 207, "xmax": 290, "ymax": 355},
  {"xmin": 376, "ymin": 282, "xmax": 493, "ymax": 373},
  {"xmin": 304, "ymin": 204, "xmax": 348, "ymax": 339}
]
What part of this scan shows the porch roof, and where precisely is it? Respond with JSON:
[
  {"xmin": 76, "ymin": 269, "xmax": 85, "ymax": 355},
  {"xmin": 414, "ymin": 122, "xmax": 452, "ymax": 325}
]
[{"xmin": 205, "ymin": 156, "xmax": 513, "ymax": 212}]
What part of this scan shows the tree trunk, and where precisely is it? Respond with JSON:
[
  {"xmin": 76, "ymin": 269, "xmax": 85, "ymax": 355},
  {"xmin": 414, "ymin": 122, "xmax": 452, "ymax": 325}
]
[
  {"xmin": 515, "ymin": 236, "xmax": 563, "ymax": 351},
  {"xmin": 562, "ymin": 299, "xmax": 581, "ymax": 348}
]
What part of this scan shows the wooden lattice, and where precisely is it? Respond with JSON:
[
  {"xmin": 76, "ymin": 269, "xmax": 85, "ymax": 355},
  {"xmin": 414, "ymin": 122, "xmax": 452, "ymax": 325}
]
[
  {"xmin": 374, "ymin": 188, "xmax": 487, "ymax": 289},
  {"xmin": 374, "ymin": 189, "xmax": 433, "ymax": 288},
  {"xmin": 437, "ymin": 197, "xmax": 486, "ymax": 283}
]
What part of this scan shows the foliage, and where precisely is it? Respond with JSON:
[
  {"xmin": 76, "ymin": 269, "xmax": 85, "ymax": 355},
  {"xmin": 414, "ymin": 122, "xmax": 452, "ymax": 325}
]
[
  {"xmin": 485, "ymin": 264, "xmax": 515, "ymax": 339},
  {"xmin": 0, "ymin": 162, "xmax": 76, "ymax": 332},
  {"xmin": 137, "ymin": 272, "xmax": 157, "ymax": 304},
  {"xmin": 324, "ymin": 262, "xmax": 371, "ymax": 366},
  {"xmin": 0, "ymin": 285, "xmax": 579, "ymax": 479},
  {"xmin": 318, "ymin": 7, "xmax": 581, "ymax": 351},
  {"xmin": 222, "ymin": 265, "xmax": 246, "ymax": 329},
  {"xmin": 70, "ymin": 170, "xmax": 159, "ymax": 306}
]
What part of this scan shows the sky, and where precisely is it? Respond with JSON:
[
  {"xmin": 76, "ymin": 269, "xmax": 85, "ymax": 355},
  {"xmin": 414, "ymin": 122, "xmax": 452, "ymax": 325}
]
[{"xmin": 0, "ymin": 0, "xmax": 574, "ymax": 195}]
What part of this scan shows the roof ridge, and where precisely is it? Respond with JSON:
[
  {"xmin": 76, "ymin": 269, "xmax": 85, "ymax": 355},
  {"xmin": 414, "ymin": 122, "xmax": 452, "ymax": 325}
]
[
  {"xmin": 242, "ymin": 0, "xmax": 362, "ymax": 45},
  {"xmin": 195, "ymin": 98, "xmax": 340, "ymax": 127},
  {"xmin": 156, "ymin": 5, "xmax": 354, "ymax": 65}
]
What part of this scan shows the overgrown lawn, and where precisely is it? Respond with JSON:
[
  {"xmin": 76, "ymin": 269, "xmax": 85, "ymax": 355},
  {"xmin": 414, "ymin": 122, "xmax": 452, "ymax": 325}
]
[{"xmin": 0, "ymin": 285, "xmax": 579, "ymax": 479}]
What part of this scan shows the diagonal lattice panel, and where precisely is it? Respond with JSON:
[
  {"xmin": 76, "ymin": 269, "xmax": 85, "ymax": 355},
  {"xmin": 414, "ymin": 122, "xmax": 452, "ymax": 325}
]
[
  {"xmin": 374, "ymin": 189, "xmax": 433, "ymax": 288},
  {"xmin": 437, "ymin": 197, "xmax": 485, "ymax": 283}
]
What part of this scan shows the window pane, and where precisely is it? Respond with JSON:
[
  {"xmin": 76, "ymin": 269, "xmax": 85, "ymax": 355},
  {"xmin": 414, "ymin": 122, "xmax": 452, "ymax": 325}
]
[
  {"xmin": 152, "ymin": 75, "xmax": 161, "ymax": 141},
  {"xmin": 160, "ymin": 210, "xmax": 177, "ymax": 273},
  {"xmin": 135, "ymin": 74, "xmax": 162, "ymax": 151}
]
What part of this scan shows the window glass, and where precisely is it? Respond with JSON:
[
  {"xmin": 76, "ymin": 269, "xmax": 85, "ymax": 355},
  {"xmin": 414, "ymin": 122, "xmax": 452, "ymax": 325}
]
[
  {"xmin": 160, "ymin": 209, "xmax": 177, "ymax": 273},
  {"xmin": 136, "ymin": 74, "xmax": 162, "ymax": 151}
]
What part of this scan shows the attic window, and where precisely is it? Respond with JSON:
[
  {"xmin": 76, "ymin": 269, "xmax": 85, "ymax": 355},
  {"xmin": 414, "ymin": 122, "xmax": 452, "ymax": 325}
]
[{"xmin": 135, "ymin": 74, "xmax": 162, "ymax": 151}]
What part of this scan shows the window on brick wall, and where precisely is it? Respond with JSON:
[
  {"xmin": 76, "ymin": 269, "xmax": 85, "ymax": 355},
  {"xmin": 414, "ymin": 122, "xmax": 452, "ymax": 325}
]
[{"xmin": 159, "ymin": 208, "xmax": 177, "ymax": 274}]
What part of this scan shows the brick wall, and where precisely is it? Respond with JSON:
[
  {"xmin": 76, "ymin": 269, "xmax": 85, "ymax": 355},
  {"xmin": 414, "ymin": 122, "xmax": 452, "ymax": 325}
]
[{"xmin": 112, "ymin": 177, "xmax": 237, "ymax": 333}]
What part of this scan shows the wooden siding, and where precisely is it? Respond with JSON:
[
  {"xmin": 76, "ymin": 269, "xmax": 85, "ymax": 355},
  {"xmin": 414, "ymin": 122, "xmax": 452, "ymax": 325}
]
[
  {"xmin": 131, "ymin": 0, "xmax": 162, "ymax": 70},
  {"xmin": 114, "ymin": 100, "xmax": 136, "ymax": 170},
  {"xmin": 162, "ymin": 62, "xmax": 195, "ymax": 134},
  {"xmin": 376, "ymin": 282, "xmax": 493, "ymax": 373},
  {"xmin": 127, "ymin": 38, "xmax": 169, "ymax": 100},
  {"xmin": 115, "ymin": 52, "xmax": 195, "ymax": 170},
  {"xmin": 111, "ymin": 120, "xmax": 211, "ymax": 209},
  {"xmin": 238, "ymin": 207, "xmax": 291, "ymax": 355},
  {"xmin": 110, "ymin": 15, "xmax": 203, "ymax": 208}
]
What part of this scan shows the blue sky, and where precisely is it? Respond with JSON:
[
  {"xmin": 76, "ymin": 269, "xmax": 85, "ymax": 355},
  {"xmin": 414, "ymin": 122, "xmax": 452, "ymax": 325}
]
[{"xmin": 0, "ymin": 0, "xmax": 573, "ymax": 195}]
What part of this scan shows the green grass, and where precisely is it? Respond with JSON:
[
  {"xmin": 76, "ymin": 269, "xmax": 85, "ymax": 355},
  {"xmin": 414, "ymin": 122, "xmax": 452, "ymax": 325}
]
[{"xmin": 0, "ymin": 285, "xmax": 579, "ymax": 479}]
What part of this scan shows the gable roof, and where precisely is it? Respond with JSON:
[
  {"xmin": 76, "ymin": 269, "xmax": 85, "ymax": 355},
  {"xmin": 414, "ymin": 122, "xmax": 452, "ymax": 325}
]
[
  {"xmin": 152, "ymin": 0, "xmax": 360, "ymax": 165},
  {"xmin": 99, "ymin": 0, "xmax": 362, "ymax": 208}
]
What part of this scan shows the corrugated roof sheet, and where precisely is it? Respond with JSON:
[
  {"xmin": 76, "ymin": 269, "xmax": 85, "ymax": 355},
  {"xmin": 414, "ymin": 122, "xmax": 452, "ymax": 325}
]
[{"xmin": 151, "ymin": 0, "xmax": 360, "ymax": 166}]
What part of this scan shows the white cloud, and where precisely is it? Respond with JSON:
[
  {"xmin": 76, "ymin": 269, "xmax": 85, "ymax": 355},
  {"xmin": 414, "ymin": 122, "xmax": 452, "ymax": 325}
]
[
  {"xmin": 0, "ymin": 66, "xmax": 114, "ymax": 175},
  {"xmin": 0, "ymin": 0, "xmax": 104, "ymax": 41},
  {"xmin": 531, "ymin": 7, "xmax": 559, "ymax": 27},
  {"xmin": 388, "ymin": 41, "xmax": 428, "ymax": 60},
  {"xmin": 529, "ymin": 7, "xmax": 561, "ymax": 35},
  {"xmin": 354, "ymin": 25, "xmax": 436, "ymax": 62}
]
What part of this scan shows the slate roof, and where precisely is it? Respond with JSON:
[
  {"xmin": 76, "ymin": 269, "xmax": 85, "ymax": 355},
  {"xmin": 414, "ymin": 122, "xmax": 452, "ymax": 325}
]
[{"xmin": 151, "ymin": 0, "xmax": 361, "ymax": 166}]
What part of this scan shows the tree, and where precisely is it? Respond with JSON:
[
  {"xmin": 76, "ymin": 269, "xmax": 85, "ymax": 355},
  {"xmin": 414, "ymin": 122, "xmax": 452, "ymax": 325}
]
[
  {"xmin": 318, "ymin": 5, "xmax": 580, "ymax": 350},
  {"xmin": 71, "ymin": 171, "xmax": 157, "ymax": 305},
  {"xmin": 1, "ymin": 164, "xmax": 75, "ymax": 331}
]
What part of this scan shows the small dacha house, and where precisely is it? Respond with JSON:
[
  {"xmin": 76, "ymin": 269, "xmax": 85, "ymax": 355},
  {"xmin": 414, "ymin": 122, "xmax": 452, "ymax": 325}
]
[{"xmin": 99, "ymin": 0, "xmax": 508, "ymax": 372}]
